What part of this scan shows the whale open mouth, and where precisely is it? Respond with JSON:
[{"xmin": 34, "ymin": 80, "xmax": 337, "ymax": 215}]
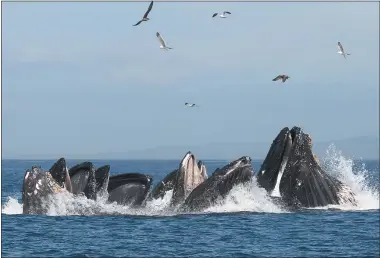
[
  {"xmin": 180, "ymin": 152, "xmax": 206, "ymax": 196},
  {"xmin": 257, "ymin": 126, "xmax": 349, "ymax": 203},
  {"xmin": 258, "ymin": 126, "xmax": 358, "ymax": 208},
  {"xmin": 171, "ymin": 151, "xmax": 208, "ymax": 205}
]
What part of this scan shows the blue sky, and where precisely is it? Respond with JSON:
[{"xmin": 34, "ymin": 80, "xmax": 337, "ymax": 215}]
[{"xmin": 2, "ymin": 2, "xmax": 379, "ymax": 158}]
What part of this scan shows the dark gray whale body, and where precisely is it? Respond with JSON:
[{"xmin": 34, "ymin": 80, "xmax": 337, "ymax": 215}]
[
  {"xmin": 148, "ymin": 169, "xmax": 178, "ymax": 200},
  {"xmin": 95, "ymin": 165, "xmax": 111, "ymax": 196},
  {"xmin": 22, "ymin": 158, "xmax": 72, "ymax": 214},
  {"xmin": 256, "ymin": 126, "xmax": 357, "ymax": 209},
  {"xmin": 107, "ymin": 173, "xmax": 153, "ymax": 206},
  {"xmin": 69, "ymin": 162, "xmax": 97, "ymax": 200},
  {"xmin": 68, "ymin": 162, "xmax": 111, "ymax": 201},
  {"xmin": 182, "ymin": 156, "xmax": 254, "ymax": 212}
]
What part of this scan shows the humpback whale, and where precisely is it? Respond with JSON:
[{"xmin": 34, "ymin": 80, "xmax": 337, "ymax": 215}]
[
  {"xmin": 107, "ymin": 173, "xmax": 153, "ymax": 206},
  {"xmin": 256, "ymin": 126, "xmax": 357, "ymax": 209},
  {"xmin": 182, "ymin": 156, "xmax": 254, "ymax": 212},
  {"xmin": 171, "ymin": 152, "xmax": 208, "ymax": 206},
  {"xmin": 148, "ymin": 152, "xmax": 208, "ymax": 206},
  {"xmin": 68, "ymin": 162, "xmax": 97, "ymax": 200},
  {"xmin": 22, "ymin": 158, "xmax": 72, "ymax": 214}
]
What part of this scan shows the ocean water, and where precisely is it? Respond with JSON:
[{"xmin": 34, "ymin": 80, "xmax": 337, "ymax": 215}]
[{"xmin": 1, "ymin": 145, "xmax": 379, "ymax": 257}]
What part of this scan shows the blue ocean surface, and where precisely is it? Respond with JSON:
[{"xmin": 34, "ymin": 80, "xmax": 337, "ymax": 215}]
[{"xmin": 1, "ymin": 149, "xmax": 379, "ymax": 257}]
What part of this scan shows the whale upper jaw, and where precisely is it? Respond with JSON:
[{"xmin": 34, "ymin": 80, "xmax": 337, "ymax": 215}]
[{"xmin": 171, "ymin": 151, "xmax": 208, "ymax": 205}]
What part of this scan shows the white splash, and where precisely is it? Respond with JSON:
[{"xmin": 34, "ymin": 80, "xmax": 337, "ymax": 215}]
[
  {"xmin": 320, "ymin": 144, "xmax": 379, "ymax": 211},
  {"xmin": 2, "ymin": 197, "xmax": 23, "ymax": 215},
  {"xmin": 205, "ymin": 180, "xmax": 286, "ymax": 213}
]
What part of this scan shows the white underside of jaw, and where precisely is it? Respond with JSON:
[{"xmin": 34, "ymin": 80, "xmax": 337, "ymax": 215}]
[
  {"xmin": 200, "ymin": 165, "xmax": 208, "ymax": 179},
  {"xmin": 180, "ymin": 154, "xmax": 206, "ymax": 197},
  {"xmin": 271, "ymin": 156, "xmax": 288, "ymax": 198},
  {"xmin": 271, "ymin": 134, "xmax": 293, "ymax": 198},
  {"xmin": 224, "ymin": 163, "xmax": 240, "ymax": 176}
]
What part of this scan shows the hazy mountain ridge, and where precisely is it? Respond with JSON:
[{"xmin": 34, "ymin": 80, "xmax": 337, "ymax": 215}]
[
  {"xmin": 3, "ymin": 136, "xmax": 378, "ymax": 160},
  {"xmin": 118, "ymin": 136, "xmax": 379, "ymax": 160}
]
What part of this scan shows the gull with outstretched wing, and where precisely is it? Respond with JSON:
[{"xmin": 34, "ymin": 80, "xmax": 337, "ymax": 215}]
[
  {"xmin": 337, "ymin": 41, "xmax": 351, "ymax": 59},
  {"xmin": 156, "ymin": 32, "xmax": 173, "ymax": 50},
  {"xmin": 272, "ymin": 74, "xmax": 290, "ymax": 83},
  {"xmin": 133, "ymin": 1, "xmax": 154, "ymax": 26},
  {"xmin": 212, "ymin": 11, "xmax": 231, "ymax": 18},
  {"xmin": 185, "ymin": 102, "xmax": 199, "ymax": 107}
]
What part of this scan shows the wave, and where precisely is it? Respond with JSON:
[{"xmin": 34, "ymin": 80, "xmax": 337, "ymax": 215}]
[{"xmin": 2, "ymin": 144, "xmax": 379, "ymax": 216}]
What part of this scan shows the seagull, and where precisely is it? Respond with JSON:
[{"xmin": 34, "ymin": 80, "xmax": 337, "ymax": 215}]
[
  {"xmin": 133, "ymin": 1, "xmax": 154, "ymax": 26},
  {"xmin": 212, "ymin": 11, "xmax": 231, "ymax": 18},
  {"xmin": 156, "ymin": 32, "xmax": 173, "ymax": 50},
  {"xmin": 337, "ymin": 41, "xmax": 351, "ymax": 59},
  {"xmin": 272, "ymin": 74, "xmax": 290, "ymax": 83},
  {"xmin": 185, "ymin": 102, "xmax": 199, "ymax": 107}
]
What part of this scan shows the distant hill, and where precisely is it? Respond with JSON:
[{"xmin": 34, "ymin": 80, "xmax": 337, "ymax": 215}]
[
  {"xmin": 91, "ymin": 136, "xmax": 379, "ymax": 160},
  {"xmin": 3, "ymin": 136, "xmax": 378, "ymax": 160}
]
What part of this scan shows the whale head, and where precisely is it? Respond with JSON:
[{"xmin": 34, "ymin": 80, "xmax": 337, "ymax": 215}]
[
  {"xmin": 22, "ymin": 158, "xmax": 71, "ymax": 214},
  {"xmin": 212, "ymin": 156, "xmax": 254, "ymax": 191},
  {"xmin": 171, "ymin": 151, "xmax": 208, "ymax": 205},
  {"xmin": 256, "ymin": 126, "xmax": 357, "ymax": 208}
]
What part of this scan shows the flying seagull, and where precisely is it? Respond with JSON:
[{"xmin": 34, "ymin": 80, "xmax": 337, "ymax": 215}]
[
  {"xmin": 212, "ymin": 11, "xmax": 231, "ymax": 18},
  {"xmin": 337, "ymin": 41, "xmax": 351, "ymax": 59},
  {"xmin": 156, "ymin": 32, "xmax": 173, "ymax": 50},
  {"xmin": 272, "ymin": 74, "xmax": 290, "ymax": 83},
  {"xmin": 185, "ymin": 102, "xmax": 199, "ymax": 107},
  {"xmin": 133, "ymin": 1, "xmax": 154, "ymax": 26}
]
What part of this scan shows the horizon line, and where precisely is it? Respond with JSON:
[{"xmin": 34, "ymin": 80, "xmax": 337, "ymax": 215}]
[{"xmin": 2, "ymin": 157, "xmax": 379, "ymax": 161}]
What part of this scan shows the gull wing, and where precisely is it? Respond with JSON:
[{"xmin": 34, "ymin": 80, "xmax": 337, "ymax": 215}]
[
  {"xmin": 156, "ymin": 32, "xmax": 166, "ymax": 47},
  {"xmin": 143, "ymin": 1, "xmax": 154, "ymax": 18},
  {"xmin": 133, "ymin": 20, "xmax": 143, "ymax": 26},
  {"xmin": 337, "ymin": 42, "xmax": 344, "ymax": 53}
]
